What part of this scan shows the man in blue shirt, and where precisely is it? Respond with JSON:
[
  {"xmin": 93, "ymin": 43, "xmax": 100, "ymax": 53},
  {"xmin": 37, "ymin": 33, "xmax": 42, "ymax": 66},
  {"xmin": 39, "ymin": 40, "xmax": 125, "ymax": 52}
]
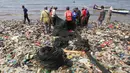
[
  {"xmin": 22, "ymin": 5, "xmax": 30, "ymax": 24},
  {"xmin": 72, "ymin": 8, "xmax": 77, "ymax": 30},
  {"xmin": 72, "ymin": 8, "xmax": 77, "ymax": 22},
  {"xmin": 75, "ymin": 7, "xmax": 81, "ymax": 26}
]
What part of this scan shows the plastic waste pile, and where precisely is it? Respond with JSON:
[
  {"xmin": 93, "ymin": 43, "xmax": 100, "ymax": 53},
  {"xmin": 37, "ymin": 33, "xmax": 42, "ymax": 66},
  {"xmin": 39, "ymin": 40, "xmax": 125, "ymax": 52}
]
[
  {"xmin": 63, "ymin": 51, "xmax": 102, "ymax": 73},
  {"xmin": 79, "ymin": 21, "xmax": 130, "ymax": 73},
  {"xmin": 0, "ymin": 20, "xmax": 130, "ymax": 73},
  {"xmin": 0, "ymin": 20, "xmax": 54, "ymax": 73},
  {"xmin": 0, "ymin": 20, "xmax": 95, "ymax": 73}
]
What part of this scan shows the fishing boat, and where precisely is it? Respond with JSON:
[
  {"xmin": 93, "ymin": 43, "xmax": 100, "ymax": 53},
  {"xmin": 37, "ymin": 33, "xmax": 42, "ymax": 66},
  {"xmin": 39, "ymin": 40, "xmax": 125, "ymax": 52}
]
[
  {"xmin": 112, "ymin": 9, "xmax": 130, "ymax": 14},
  {"xmin": 93, "ymin": 6, "xmax": 101, "ymax": 10},
  {"xmin": 93, "ymin": 5, "xmax": 109, "ymax": 11}
]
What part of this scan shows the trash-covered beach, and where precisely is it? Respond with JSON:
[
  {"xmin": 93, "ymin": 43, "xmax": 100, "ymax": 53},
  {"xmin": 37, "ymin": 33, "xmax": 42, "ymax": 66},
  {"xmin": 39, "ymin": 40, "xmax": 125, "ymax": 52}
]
[{"xmin": 0, "ymin": 18, "xmax": 129, "ymax": 73}]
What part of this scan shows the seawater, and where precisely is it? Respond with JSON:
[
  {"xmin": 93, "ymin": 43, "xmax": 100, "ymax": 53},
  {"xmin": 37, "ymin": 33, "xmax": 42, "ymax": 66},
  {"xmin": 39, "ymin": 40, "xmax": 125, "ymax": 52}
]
[{"xmin": 0, "ymin": 0, "xmax": 130, "ymax": 22}]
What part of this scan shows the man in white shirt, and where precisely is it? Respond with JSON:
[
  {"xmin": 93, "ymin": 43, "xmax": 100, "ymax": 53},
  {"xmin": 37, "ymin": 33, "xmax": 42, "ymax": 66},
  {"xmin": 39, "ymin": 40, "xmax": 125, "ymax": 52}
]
[{"xmin": 107, "ymin": 6, "xmax": 113, "ymax": 23}]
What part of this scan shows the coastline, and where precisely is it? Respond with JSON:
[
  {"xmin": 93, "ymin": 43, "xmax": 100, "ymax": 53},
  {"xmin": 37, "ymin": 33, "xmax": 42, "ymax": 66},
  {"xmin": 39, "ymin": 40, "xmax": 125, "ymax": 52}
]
[{"xmin": 0, "ymin": 9, "xmax": 130, "ymax": 23}]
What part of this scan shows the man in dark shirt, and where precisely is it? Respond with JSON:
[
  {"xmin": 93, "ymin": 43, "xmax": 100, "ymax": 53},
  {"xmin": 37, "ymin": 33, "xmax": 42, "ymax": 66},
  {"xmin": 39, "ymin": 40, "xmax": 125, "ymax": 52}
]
[
  {"xmin": 22, "ymin": 5, "xmax": 30, "ymax": 24},
  {"xmin": 86, "ymin": 8, "xmax": 90, "ymax": 27},
  {"xmin": 98, "ymin": 6, "xmax": 106, "ymax": 26},
  {"xmin": 75, "ymin": 7, "xmax": 81, "ymax": 26}
]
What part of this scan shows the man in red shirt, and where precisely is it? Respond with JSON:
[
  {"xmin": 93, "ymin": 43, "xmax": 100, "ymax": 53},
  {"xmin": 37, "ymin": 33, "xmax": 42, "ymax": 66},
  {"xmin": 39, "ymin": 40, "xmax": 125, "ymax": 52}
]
[
  {"xmin": 64, "ymin": 7, "xmax": 73, "ymax": 32},
  {"xmin": 81, "ymin": 7, "xmax": 87, "ymax": 27}
]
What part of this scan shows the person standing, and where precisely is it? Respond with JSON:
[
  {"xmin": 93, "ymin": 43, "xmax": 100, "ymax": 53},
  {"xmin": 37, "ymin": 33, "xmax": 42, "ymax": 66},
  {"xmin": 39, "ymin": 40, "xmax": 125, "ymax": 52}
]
[
  {"xmin": 98, "ymin": 6, "xmax": 106, "ymax": 26},
  {"xmin": 49, "ymin": 6, "xmax": 53, "ymax": 16},
  {"xmin": 40, "ymin": 7, "xmax": 51, "ymax": 34},
  {"xmin": 86, "ymin": 8, "xmax": 90, "ymax": 27},
  {"xmin": 75, "ymin": 7, "xmax": 81, "ymax": 26},
  {"xmin": 22, "ymin": 5, "xmax": 30, "ymax": 24},
  {"xmin": 64, "ymin": 7, "xmax": 73, "ymax": 32},
  {"xmin": 72, "ymin": 8, "xmax": 77, "ymax": 22},
  {"xmin": 72, "ymin": 8, "xmax": 77, "ymax": 29},
  {"xmin": 51, "ymin": 7, "xmax": 57, "ymax": 26},
  {"xmin": 81, "ymin": 7, "xmax": 87, "ymax": 27},
  {"xmin": 107, "ymin": 6, "xmax": 113, "ymax": 23}
]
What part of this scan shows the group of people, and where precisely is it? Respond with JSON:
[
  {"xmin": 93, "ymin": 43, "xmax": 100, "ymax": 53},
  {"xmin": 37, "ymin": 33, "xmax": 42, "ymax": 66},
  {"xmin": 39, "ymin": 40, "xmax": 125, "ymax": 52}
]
[
  {"xmin": 22, "ymin": 5, "xmax": 112, "ymax": 34},
  {"xmin": 64, "ymin": 7, "xmax": 90, "ymax": 32},
  {"xmin": 22, "ymin": 5, "xmax": 91, "ymax": 34},
  {"xmin": 22, "ymin": 6, "xmax": 58, "ymax": 34},
  {"xmin": 40, "ymin": 6, "xmax": 91, "ymax": 33}
]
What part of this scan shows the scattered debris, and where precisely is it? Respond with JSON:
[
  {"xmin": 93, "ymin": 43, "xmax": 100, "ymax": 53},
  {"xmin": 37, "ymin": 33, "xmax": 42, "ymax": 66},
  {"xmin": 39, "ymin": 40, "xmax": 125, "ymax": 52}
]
[{"xmin": 0, "ymin": 20, "xmax": 130, "ymax": 73}]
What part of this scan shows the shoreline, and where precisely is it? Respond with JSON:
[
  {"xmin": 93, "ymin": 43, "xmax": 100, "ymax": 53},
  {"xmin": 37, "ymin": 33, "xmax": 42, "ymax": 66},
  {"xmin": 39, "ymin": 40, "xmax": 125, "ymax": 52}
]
[
  {"xmin": 0, "ymin": 11, "xmax": 130, "ymax": 23},
  {"xmin": 0, "ymin": 16, "xmax": 130, "ymax": 26}
]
